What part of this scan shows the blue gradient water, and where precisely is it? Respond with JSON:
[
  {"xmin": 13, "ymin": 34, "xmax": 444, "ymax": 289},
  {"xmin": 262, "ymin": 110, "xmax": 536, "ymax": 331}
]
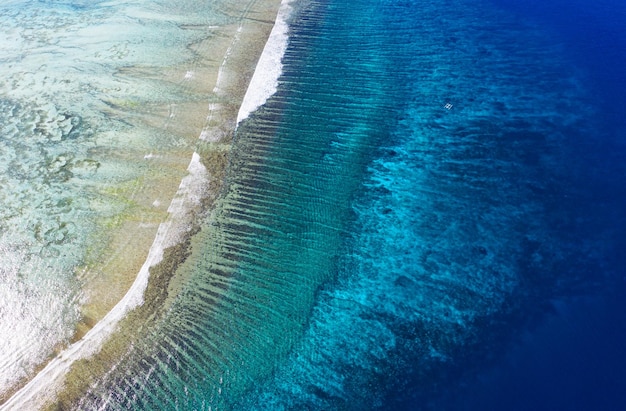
[
  {"xmin": 237, "ymin": 0, "xmax": 626, "ymax": 409},
  {"xmin": 4, "ymin": 0, "xmax": 624, "ymax": 408}
]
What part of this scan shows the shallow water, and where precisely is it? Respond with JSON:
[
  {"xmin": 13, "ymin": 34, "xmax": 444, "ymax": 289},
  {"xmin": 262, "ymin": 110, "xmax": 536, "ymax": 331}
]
[{"xmin": 0, "ymin": 0, "xmax": 269, "ymax": 403}]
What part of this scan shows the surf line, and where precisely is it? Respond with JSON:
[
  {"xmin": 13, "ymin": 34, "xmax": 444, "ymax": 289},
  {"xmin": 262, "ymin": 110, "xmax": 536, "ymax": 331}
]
[
  {"xmin": 237, "ymin": 0, "xmax": 294, "ymax": 125},
  {"xmin": 0, "ymin": 1, "xmax": 294, "ymax": 408}
]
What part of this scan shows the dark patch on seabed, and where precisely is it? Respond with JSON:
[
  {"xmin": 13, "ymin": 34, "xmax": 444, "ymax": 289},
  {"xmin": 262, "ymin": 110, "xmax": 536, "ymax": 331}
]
[{"xmin": 241, "ymin": 0, "xmax": 626, "ymax": 409}]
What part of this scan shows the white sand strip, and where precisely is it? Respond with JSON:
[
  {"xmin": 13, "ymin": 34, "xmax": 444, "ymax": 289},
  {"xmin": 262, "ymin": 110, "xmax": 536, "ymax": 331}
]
[{"xmin": 237, "ymin": 0, "xmax": 294, "ymax": 125}]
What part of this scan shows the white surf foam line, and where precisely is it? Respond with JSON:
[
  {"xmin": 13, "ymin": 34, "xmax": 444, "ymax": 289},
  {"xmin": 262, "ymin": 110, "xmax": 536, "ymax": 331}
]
[
  {"xmin": 236, "ymin": 0, "xmax": 294, "ymax": 125},
  {"xmin": 0, "ymin": 153, "xmax": 208, "ymax": 411}
]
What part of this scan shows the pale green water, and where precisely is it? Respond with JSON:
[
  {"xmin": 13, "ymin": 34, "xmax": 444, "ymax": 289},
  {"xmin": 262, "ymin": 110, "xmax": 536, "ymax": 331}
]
[{"xmin": 0, "ymin": 0, "xmax": 275, "ymax": 402}]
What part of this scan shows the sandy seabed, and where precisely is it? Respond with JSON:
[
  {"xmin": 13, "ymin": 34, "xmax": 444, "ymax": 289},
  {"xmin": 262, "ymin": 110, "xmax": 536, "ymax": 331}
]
[{"xmin": 0, "ymin": 0, "xmax": 285, "ymax": 409}]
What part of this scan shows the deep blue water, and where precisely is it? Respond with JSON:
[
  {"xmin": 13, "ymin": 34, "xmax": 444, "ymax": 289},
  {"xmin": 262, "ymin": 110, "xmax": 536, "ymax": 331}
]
[
  {"xmin": 493, "ymin": 0, "xmax": 626, "ymax": 135},
  {"xmin": 404, "ymin": 1, "xmax": 626, "ymax": 409},
  {"xmin": 411, "ymin": 293, "xmax": 626, "ymax": 411},
  {"xmin": 71, "ymin": 0, "xmax": 626, "ymax": 409},
  {"xmin": 241, "ymin": 0, "xmax": 626, "ymax": 409}
]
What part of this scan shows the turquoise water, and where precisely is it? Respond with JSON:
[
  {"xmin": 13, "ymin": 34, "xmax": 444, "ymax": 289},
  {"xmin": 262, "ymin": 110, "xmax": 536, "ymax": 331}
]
[{"xmin": 4, "ymin": 0, "xmax": 625, "ymax": 409}]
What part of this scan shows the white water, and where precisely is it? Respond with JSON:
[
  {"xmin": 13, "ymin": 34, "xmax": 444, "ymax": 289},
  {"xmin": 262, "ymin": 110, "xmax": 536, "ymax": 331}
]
[{"xmin": 237, "ymin": 0, "xmax": 294, "ymax": 124}]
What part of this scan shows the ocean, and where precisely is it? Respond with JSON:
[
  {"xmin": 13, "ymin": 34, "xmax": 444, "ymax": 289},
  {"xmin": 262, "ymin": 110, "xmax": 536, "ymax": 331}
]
[{"xmin": 1, "ymin": 0, "xmax": 625, "ymax": 409}]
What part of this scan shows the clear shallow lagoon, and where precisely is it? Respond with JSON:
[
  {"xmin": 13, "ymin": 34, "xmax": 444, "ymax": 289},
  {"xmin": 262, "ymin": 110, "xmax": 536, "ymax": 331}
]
[
  {"xmin": 1, "ymin": 0, "xmax": 625, "ymax": 409},
  {"xmin": 0, "ymin": 0, "xmax": 280, "ymax": 406}
]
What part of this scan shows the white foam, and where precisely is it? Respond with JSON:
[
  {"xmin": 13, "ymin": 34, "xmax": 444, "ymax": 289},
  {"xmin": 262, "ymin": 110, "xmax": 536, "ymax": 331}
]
[
  {"xmin": 0, "ymin": 153, "xmax": 209, "ymax": 411},
  {"xmin": 236, "ymin": 0, "xmax": 294, "ymax": 125}
]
